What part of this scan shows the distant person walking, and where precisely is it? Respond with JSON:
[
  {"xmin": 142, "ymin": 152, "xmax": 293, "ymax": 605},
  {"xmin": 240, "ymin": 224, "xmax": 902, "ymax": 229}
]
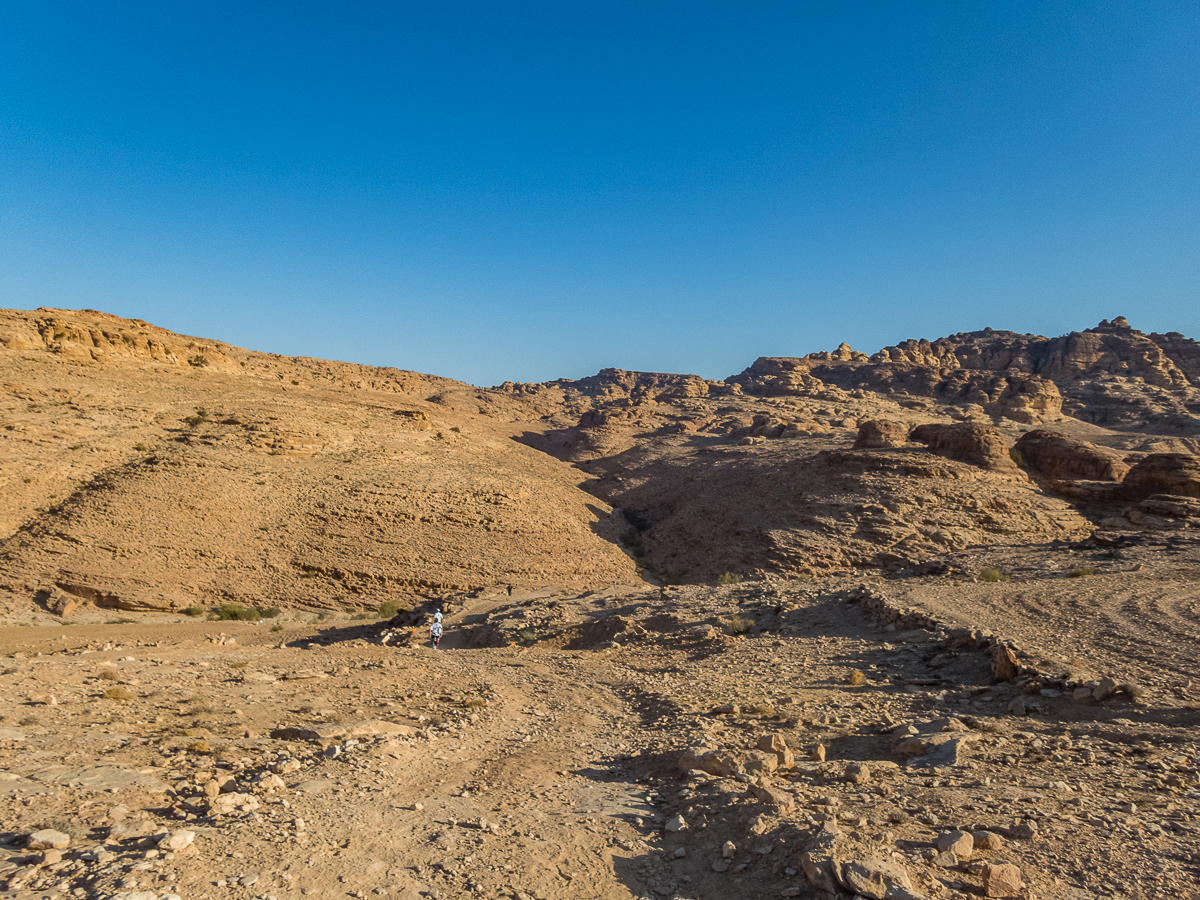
[{"xmin": 430, "ymin": 611, "xmax": 444, "ymax": 648}]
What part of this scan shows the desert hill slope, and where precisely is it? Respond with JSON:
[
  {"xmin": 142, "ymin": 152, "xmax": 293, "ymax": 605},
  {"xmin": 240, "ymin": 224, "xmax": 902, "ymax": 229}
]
[
  {"xmin": 0, "ymin": 308, "xmax": 637, "ymax": 617},
  {"xmin": 2, "ymin": 307, "xmax": 1199, "ymax": 617}
]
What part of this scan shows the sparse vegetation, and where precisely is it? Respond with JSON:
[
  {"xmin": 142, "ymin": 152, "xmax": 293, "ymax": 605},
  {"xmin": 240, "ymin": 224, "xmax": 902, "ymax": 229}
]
[
  {"xmin": 1067, "ymin": 567, "xmax": 1095, "ymax": 578},
  {"xmin": 270, "ymin": 624, "xmax": 283, "ymax": 632},
  {"xmin": 1119, "ymin": 682, "xmax": 1147, "ymax": 700},
  {"xmin": 102, "ymin": 687, "xmax": 136, "ymax": 701},
  {"xmin": 747, "ymin": 702, "xmax": 777, "ymax": 717},
  {"xmin": 379, "ymin": 600, "xmax": 403, "ymax": 618},
  {"xmin": 182, "ymin": 606, "xmax": 205, "ymax": 617},
  {"xmin": 728, "ymin": 614, "xmax": 755, "ymax": 635},
  {"xmin": 888, "ymin": 810, "xmax": 911, "ymax": 825},
  {"xmin": 97, "ymin": 669, "xmax": 119, "ymax": 681},
  {"xmin": 979, "ymin": 567, "xmax": 1011, "ymax": 583},
  {"xmin": 133, "ymin": 443, "xmax": 148, "ymax": 451},
  {"xmin": 185, "ymin": 740, "xmax": 210, "ymax": 754},
  {"xmin": 19, "ymin": 716, "xmax": 38, "ymax": 726},
  {"xmin": 847, "ymin": 669, "xmax": 866, "ymax": 686},
  {"xmin": 260, "ymin": 606, "xmax": 282, "ymax": 618},
  {"xmin": 517, "ymin": 628, "xmax": 537, "ymax": 645},
  {"xmin": 716, "ymin": 571, "xmax": 743, "ymax": 586},
  {"xmin": 214, "ymin": 603, "xmax": 260, "ymax": 621}
]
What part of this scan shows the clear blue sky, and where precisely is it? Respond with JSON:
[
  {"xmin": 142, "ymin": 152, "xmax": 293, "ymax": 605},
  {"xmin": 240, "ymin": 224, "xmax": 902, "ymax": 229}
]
[{"xmin": 2, "ymin": 2, "xmax": 1197, "ymax": 386}]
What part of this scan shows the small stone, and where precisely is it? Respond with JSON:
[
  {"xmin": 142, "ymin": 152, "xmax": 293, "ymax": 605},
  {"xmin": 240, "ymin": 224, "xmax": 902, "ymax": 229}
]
[
  {"xmin": 674, "ymin": 847, "xmax": 686, "ymax": 858},
  {"xmin": 711, "ymin": 859, "xmax": 730, "ymax": 873},
  {"xmin": 810, "ymin": 743, "xmax": 826, "ymax": 762},
  {"xmin": 722, "ymin": 840, "xmax": 736, "ymax": 859},
  {"xmin": 1007, "ymin": 698, "xmax": 1026, "ymax": 716},
  {"xmin": 252, "ymin": 772, "xmax": 286, "ymax": 792},
  {"xmin": 157, "ymin": 830, "xmax": 195, "ymax": 852},
  {"xmin": 757, "ymin": 733, "xmax": 796, "ymax": 768},
  {"xmin": 750, "ymin": 782, "xmax": 795, "ymax": 809},
  {"xmin": 973, "ymin": 830, "xmax": 1005, "ymax": 851},
  {"xmin": 26, "ymin": 829, "xmax": 70, "ymax": 851},
  {"xmin": 845, "ymin": 763, "xmax": 871, "ymax": 785},
  {"xmin": 932, "ymin": 849, "xmax": 958, "ymax": 867},
  {"xmin": 936, "ymin": 829, "xmax": 974, "ymax": 860},
  {"xmin": 983, "ymin": 862, "xmax": 1023, "ymax": 897},
  {"xmin": 665, "ymin": 815, "xmax": 687, "ymax": 832},
  {"xmin": 1010, "ymin": 819, "xmax": 1038, "ymax": 841}
]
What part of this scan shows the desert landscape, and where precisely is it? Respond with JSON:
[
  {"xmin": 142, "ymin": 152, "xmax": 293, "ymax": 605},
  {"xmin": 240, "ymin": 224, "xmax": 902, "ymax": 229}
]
[{"xmin": 1, "ymin": 307, "xmax": 1198, "ymax": 900}]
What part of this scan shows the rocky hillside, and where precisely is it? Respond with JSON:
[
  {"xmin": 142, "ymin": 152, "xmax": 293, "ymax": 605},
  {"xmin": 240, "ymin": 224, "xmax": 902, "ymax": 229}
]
[
  {"xmin": 729, "ymin": 317, "xmax": 1200, "ymax": 433},
  {"xmin": 2, "ymin": 308, "xmax": 1199, "ymax": 618}
]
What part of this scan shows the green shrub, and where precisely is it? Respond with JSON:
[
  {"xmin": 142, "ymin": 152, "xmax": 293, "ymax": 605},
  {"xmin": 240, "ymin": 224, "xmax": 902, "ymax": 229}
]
[
  {"xmin": 716, "ymin": 571, "xmax": 743, "ymax": 586},
  {"xmin": 182, "ymin": 607, "xmax": 205, "ymax": 617},
  {"xmin": 378, "ymin": 600, "xmax": 403, "ymax": 618},
  {"xmin": 517, "ymin": 628, "xmax": 537, "ymax": 645},
  {"xmin": 260, "ymin": 606, "xmax": 282, "ymax": 618},
  {"xmin": 979, "ymin": 567, "xmax": 1011, "ymax": 583},
  {"xmin": 728, "ymin": 615, "xmax": 755, "ymax": 635},
  {"xmin": 270, "ymin": 624, "xmax": 283, "ymax": 632},
  {"xmin": 133, "ymin": 443, "xmax": 148, "ymax": 452},
  {"xmin": 214, "ymin": 603, "xmax": 260, "ymax": 622},
  {"xmin": 1067, "ymin": 567, "xmax": 1095, "ymax": 578}
]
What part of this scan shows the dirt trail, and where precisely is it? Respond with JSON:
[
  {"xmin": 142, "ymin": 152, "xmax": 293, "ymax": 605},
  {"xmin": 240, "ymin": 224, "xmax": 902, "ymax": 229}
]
[{"xmin": 2, "ymin": 574, "xmax": 1200, "ymax": 899}]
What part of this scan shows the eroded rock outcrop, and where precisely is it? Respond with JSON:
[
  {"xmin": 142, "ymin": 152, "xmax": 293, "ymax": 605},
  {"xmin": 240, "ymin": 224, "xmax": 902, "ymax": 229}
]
[
  {"xmin": 1123, "ymin": 453, "xmax": 1200, "ymax": 500},
  {"xmin": 908, "ymin": 424, "xmax": 1016, "ymax": 471},
  {"xmin": 1013, "ymin": 430, "xmax": 1129, "ymax": 482},
  {"xmin": 854, "ymin": 419, "xmax": 909, "ymax": 449}
]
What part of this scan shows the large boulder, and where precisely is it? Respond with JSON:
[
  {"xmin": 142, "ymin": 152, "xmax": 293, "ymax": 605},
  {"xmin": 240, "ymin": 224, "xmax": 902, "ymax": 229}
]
[
  {"xmin": 1014, "ymin": 430, "xmax": 1129, "ymax": 482},
  {"xmin": 1123, "ymin": 453, "xmax": 1200, "ymax": 499},
  {"xmin": 908, "ymin": 424, "xmax": 1016, "ymax": 471},
  {"xmin": 853, "ymin": 420, "xmax": 909, "ymax": 449}
]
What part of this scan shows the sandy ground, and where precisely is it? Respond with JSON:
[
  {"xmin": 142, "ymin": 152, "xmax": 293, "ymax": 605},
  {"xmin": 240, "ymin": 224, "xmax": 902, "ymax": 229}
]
[{"xmin": 1, "ymin": 567, "xmax": 1199, "ymax": 900}]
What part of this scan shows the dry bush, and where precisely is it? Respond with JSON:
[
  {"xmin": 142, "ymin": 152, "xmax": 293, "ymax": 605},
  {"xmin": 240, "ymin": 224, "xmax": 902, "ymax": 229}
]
[
  {"xmin": 979, "ymin": 567, "xmax": 1011, "ymax": 583},
  {"xmin": 97, "ymin": 669, "xmax": 119, "ymax": 681},
  {"xmin": 1067, "ymin": 567, "xmax": 1096, "ymax": 578},
  {"xmin": 728, "ymin": 615, "xmax": 754, "ymax": 635},
  {"xmin": 103, "ymin": 687, "xmax": 136, "ymax": 701},
  {"xmin": 847, "ymin": 669, "xmax": 866, "ymax": 686}
]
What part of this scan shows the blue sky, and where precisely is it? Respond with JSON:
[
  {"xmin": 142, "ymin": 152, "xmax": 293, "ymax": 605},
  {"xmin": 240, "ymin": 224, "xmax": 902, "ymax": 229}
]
[{"xmin": 2, "ymin": 2, "xmax": 1197, "ymax": 386}]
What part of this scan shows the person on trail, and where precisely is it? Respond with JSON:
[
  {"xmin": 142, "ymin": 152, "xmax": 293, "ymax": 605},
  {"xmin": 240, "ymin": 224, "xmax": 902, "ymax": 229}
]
[{"xmin": 430, "ymin": 612, "xmax": 443, "ymax": 648}]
